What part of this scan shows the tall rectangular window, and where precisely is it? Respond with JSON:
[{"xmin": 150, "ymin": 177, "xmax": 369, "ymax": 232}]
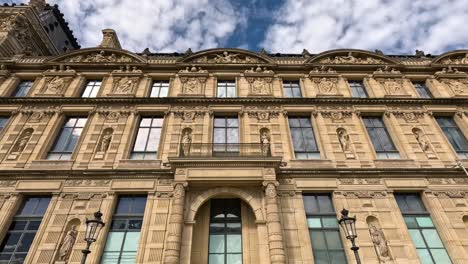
[
  {"xmin": 395, "ymin": 194, "xmax": 452, "ymax": 264},
  {"xmin": 213, "ymin": 117, "xmax": 239, "ymax": 153},
  {"xmin": 81, "ymin": 80, "xmax": 101, "ymax": 98},
  {"xmin": 150, "ymin": 81, "xmax": 169, "ymax": 98},
  {"xmin": 348, "ymin": 81, "xmax": 368, "ymax": 98},
  {"xmin": 414, "ymin": 82, "xmax": 432, "ymax": 99},
  {"xmin": 130, "ymin": 117, "xmax": 163, "ymax": 160},
  {"xmin": 0, "ymin": 117, "xmax": 9, "ymax": 133},
  {"xmin": 101, "ymin": 196, "xmax": 147, "ymax": 264},
  {"xmin": 363, "ymin": 116, "xmax": 400, "ymax": 159},
  {"xmin": 47, "ymin": 117, "xmax": 87, "ymax": 160},
  {"xmin": 13, "ymin": 81, "xmax": 33, "ymax": 97},
  {"xmin": 208, "ymin": 199, "xmax": 242, "ymax": 264},
  {"xmin": 303, "ymin": 194, "xmax": 347, "ymax": 264},
  {"xmin": 217, "ymin": 81, "xmax": 236, "ymax": 98},
  {"xmin": 288, "ymin": 117, "xmax": 320, "ymax": 159},
  {"xmin": 283, "ymin": 81, "xmax": 302, "ymax": 98},
  {"xmin": 0, "ymin": 197, "xmax": 51, "ymax": 264},
  {"xmin": 436, "ymin": 116, "xmax": 468, "ymax": 158}
]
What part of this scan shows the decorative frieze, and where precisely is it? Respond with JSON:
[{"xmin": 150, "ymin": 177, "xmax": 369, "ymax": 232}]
[
  {"xmin": 376, "ymin": 78, "xmax": 407, "ymax": 96},
  {"xmin": 439, "ymin": 78, "xmax": 467, "ymax": 95},
  {"xmin": 243, "ymin": 106, "xmax": 281, "ymax": 122},
  {"xmin": 171, "ymin": 106, "xmax": 208, "ymax": 123},
  {"xmin": 427, "ymin": 178, "xmax": 468, "ymax": 185},
  {"xmin": 440, "ymin": 53, "xmax": 468, "ymax": 65},
  {"xmin": 335, "ymin": 190, "xmax": 387, "ymax": 198},
  {"xmin": 319, "ymin": 52, "xmax": 387, "ymax": 64},
  {"xmin": 191, "ymin": 51, "xmax": 262, "ymax": 64},
  {"xmin": 63, "ymin": 180, "xmax": 111, "ymax": 187},
  {"xmin": 311, "ymin": 77, "xmax": 340, "ymax": 96},
  {"xmin": 338, "ymin": 178, "xmax": 382, "ymax": 185},
  {"xmin": 432, "ymin": 190, "xmax": 467, "ymax": 198},
  {"xmin": 14, "ymin": 106, "xmax": 60, "ymax": 122},
  {"xmin": 94, "ymin": 106, "xmax": 135, "ymax": 123},
  {"xmin": 64, "ymin": 50, "xmax": 137, "ymax": 63}
]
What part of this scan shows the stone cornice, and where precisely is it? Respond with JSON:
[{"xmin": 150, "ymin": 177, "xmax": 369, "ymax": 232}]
[
  {"xmin": 278, "ymin": 167, "xmax": 467, "ymax": 177},
  {"xmin": 0, "ymin": 97, "xmax": 467, "ymax": 106}
]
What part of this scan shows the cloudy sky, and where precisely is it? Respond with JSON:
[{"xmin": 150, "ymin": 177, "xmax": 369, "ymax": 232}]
[{"xmin": 8, "ymin": 0, "xmax": 468, "ymax": 55}]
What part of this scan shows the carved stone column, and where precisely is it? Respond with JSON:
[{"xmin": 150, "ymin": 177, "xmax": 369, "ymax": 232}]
[
  {"xmin": 263, "ymin": 181, "xmax": 286, "ymax": 263},
  {"xmin": 163, "ymin": 182, "xmax": 187, "ymax": 263}
]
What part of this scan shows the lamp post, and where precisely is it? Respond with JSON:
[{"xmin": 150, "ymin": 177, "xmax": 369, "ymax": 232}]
[
  {"xmin": 338, "ymin": 208, "xmax": 361, "ymax": 264},
  {"xmin": 81, "ymin": 211, "xmax": 105, "ymax": 264}
]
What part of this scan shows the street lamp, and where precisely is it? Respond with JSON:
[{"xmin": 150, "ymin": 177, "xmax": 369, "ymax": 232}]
[
  {"xmin": 81, "ymin": 211, "xmax": 105, "ymax": 264},
  {"xmin": 338, "ymin": 208, "xmax": 361, "ymax": 264}
]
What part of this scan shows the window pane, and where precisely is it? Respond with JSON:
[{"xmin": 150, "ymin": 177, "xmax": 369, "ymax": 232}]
[
  {"xmin": 416, "ymin": 249, "xmax": 435, "ymax": 264},
  {"xmin": 430, "ymin": 249, "xmax": 452, "ymax": 263},
  {"xmin": 101, "ymin": 252, "xmax": 120, "ymax": 264},
  {"xmin": 310, "ymin": 231, "xmax": 327, "ymax": 250},
  {"xmin": 209, "ymin": 254, "xmax": 224, "ymax": 264},
  {"xmin": 307, "ymin": 218, "xmax": 322, "ymax": 228},
  {"xmin": 322, "ymin": 217, "xmax": 339, "ymax": 228},
  {"xmin": 329, "ymin": 251, "xmax": 347, "ymax": 264},
  {"xmin": 317, "ymin": 196, "xmax": 333, "ymax": 213},
  {"xmin": 104, "ymin": 232, "xmax": 125, "ymax": 251},
  {"xmin": 416, "ymin": 217, "xmax": 434, "ymax": 228},
  {"xmin": 227, "ymin": 254, "xmax": 242, "ymax": 264},
  {"xmin": 146, "ymin": 128, "xmax": 161, "ymax": 151},
  {"xmin": 422, "ymin": 229, "xmax": 443, "ymax": 248},
  {"xmin": 409, "ymin": 230, "xmax": 426, "ymax": 248},
  {"xmin": 122, "ymin": 232, "xmax": 140, "ymax": 251},
  {"xmin": 226, "ymin": 235, "xmax": 242, "ymax": 253},
  {"xmin": 133, "ymin": 128, "xmax": 149, "ymax": 151},
  {"xmin": 209, "ymin": 235, "xmax": 225, "ymax": 253},
  {"xmin": 324, "ymin": 231, "xmax": 343, "ymax": 250}
]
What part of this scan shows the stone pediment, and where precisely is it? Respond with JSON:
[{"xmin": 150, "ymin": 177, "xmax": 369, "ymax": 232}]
[
  {"xmin": 47, "ymin": 48, "xmax": 146, "ymax": 64},
  {"xmin": 306, "ymin": 49, "xmax": 398, "ymax": 65},
  {"xmin": 179, "ymin": 48, "xmax": 274, "ymax": 64},
  {"xmin": 432, "ymin": 50, "xmax": 468, "ymax": 65}
]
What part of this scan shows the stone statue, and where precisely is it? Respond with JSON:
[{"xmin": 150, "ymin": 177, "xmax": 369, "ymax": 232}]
[
  {"xmin": 99, "ymin": 129, "xmax": 113, "ymax": 153},
  {"xmin": 369, "ymin": 224, "xmax": 390, "ymax": 260},
  {"xmin": 46, "ymin": 77, "xmax": 65, "ymax": 94},
  {"xmin": 214, "ymin": 51, "xmax": 239, "ymax": 63},
  {"xmin": 181, "ymin": 130, "xmax": 192, "ymax": 156},
  {"xmin": 413, "ymin": 129, "xmax": 429, "ymax": 151},
  {"xmin": 260, "ymin": 130, "xmax": 271, "ymax": 155},
  {"xmin": 58, "ymin": 225, "xmax": 78, "ymax": 261},
  {"xmin": 337, "ymin": 129, "xmax": 350, "ymax": 152},
  {"xmin": 115, "ymin": 77, "xmax": 135, "ymax": 94},
  {"xmin": 11, "ymin": 129, "xmax": 33, "ymax": 156}
]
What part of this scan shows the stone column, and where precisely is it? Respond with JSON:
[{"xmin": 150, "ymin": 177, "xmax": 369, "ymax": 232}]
[
  {"xmin": 263, "ymin": 181, "xmax": 286, "ymax": 263},
  {"xmin": 163, "ymin": 182, "xmax": 187, "ymax": 264}
]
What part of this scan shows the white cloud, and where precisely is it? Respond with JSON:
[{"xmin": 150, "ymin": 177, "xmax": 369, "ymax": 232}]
[
  {"xmin": 262, "ymin": 0, "xmax": 468, "ymax": 54},
  {"xmin": 42, "ymin": 0, "xmax": 246, "ymax": 53}
]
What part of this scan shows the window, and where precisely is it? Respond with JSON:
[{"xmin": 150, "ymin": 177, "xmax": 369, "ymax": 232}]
[
  {"xmin": 395, "ymin": 194, "xmax": 452, "ymax": 264},
  {"xmin": 288, "ymin": 117, "xmax": 320, "ymax": 159},
  {"xmin": 130, "ymin": 117, "xmax": 163, "ymax": 160},
  {"xmin": 303, "ymin": 194, "xmax": 347, "ymax": 264},
  {"xmin": 101, "ymin": 196, "xmax": 147, "ymax": 264},
  {"xmin": 435, "ymin": 117, "xmax": 468, "ymax": 158},
  {"xmin": 47, "ymin": 117, "xmax": 87, "ymax": 160},
  {"xmin": 414, "ymin": 82, "xmax": 432, "ymax": 99},
  {"xmin": 208, "ymin": 199, "xmax": 242, "ymax": 264},
  {"xmin": 0, "ymin": 197, "xmax": 51, "ymax": 264},
  {"xmin": 150, "ymin": 81, "xmax": 169, "ymax": 98},
  {"xmin": 13, "ymin": 81, "xmax": 33, "ymax": 97},
  {"xmin": 348, "ymin": 81, "xmax": 368, "ymax": 98},
  {"xmin": 217, "ymin": 81, "xmax": 236, "ymax": 98},
  {"xmin": 283, "ymin": 81, "xmax": 302, "ymax": 98},
  {"xmin": 363, "ymin": 116, "xmax": 400, "ymax": 159},
  {"xmin": 81, "ymin": 80, "xmax": 101, "ymax": 98},
  {"xmin": 213, "ymin": 117, "xmax": 239, "ymax": 153},
  {"xmin": 0, "ymin": 117, "xmax": 9, "ymax": 133}
]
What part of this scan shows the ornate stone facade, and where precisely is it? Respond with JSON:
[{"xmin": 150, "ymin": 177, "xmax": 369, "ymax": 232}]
[{"xmin": 0, "ymin": 3, "xmax": 467, "ymax": 264}]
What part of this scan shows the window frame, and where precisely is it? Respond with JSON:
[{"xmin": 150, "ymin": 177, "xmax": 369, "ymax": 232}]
[
  {"xmin": 287, "ymin": 116, "xmax": 321, "ymax": 159},
  {"xmin": 413, "ymin": 81, "xmax": 432, "ymax": 99},
  {"xmin": 81, "ymin": 80, "xmax": 102, "ymax": 98},
  {"xmin": 0, "ymin": 116, "xmax": 11, "ymax": 135},
  {"xmin": 434, "ymin": 116, "xmax": 468, "ymax": 159},
  {"xmin": 216, "ymin": 80, "xmax": 237, "ymax": 98},
  {"xmin": 129, "ymin": 116, "xmax": 164, "ymax": 160},
  {"xmin": 12, "ymin": 80, "xmax": 34, "ymax": 97},
  {"xmin": 347, "ymin": 80, "xmax": 368, "ymax": 98},
  {"xmin": 46, "ymin": 117, "xmax": 88, "ymax": 160},
  {"xmin": 362, "ymin": 115, "xmax": 400, "ymax": 159},
  {"xmin": 282, "ymin": 80, "xmax": 302, "ymax": 98},
  {"xmin": 149, "ymin": 80, "xmax": 170, "ymax": 98},
  {"xmin": 212, "ymin": 116, "xmax": 240, "ymax": 154}
]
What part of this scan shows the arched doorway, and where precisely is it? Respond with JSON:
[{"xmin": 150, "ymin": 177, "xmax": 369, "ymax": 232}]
[{"xmin": 190, "ymin": 198, "xmax": 260, "ymax": 264}]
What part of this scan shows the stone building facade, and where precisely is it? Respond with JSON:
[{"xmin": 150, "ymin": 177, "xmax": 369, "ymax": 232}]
[{"xmin": 0, "ymin": 2, "xmax": 468, "ymax": 264}]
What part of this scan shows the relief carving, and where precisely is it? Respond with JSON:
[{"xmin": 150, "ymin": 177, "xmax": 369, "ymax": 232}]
[
  {"xmin": 0, "ymin": 15, "xmax": 17, "ymax": 32},
  {"xmin": 378, "ymin": 78, "xmax": 405, "ymax": 95},
  {"xmin": 65, "ymin": 50, "xmax": 136, "ymax": 63},
  {"xmin": 58, "ymin": 225, "xmax": 77, "ymax": 261},
  {"xmin": 171, "ymin": 106, "xmax": 208, "ymax": 122},
  {"xmin": 319, "ymin": 52, "xmax": 386, "ymax": 64},
  {"xmin": 94, "ymin": 128, "xmax": 113, "ymax": 160},
  {"xmin": 41, "ymin": 76, "xmax": 72, "ymax": 95},
  {"xmin": 260, "ymin": 128, "xmax": 271, "ymax": 156},
  {"xmin": 367, "ymin": 216, "xmax": 392, "ymax": 263},
  {"xmin": 180, "ymin": 77, "xmax": 207, "ymax": 95},
  {"xmin": 319, "ymin": 108, "xmax": 353, "ymax": 123},
  {"xmin": 440, "ymin": 78, "xmax": 467, "ymax": 95},
  {"xmin": 246, "ymin": 77, "xmax": 273, "ymax": 95},
  {"xmin": 244, "ymin": 106, "xmax": 281, "ymax": 122},
  {"xmin": 112, "ymin": 76, "xmax": 138, "ymax": 95},
  {"xmin": 7, "ymin": 128, "xmax": 33, "ymax": 160},
  {"xmin": 441, "ymin": 53, "xmax": 468, "ymax": 65},
  {"xmin": 95, "ymin": 106, "xmax": 134, "ymax": 123},
  {"xmin": 193, "ymin": 51, "xmax": 261, "ymax": 64},
  {"xmin": 312, "ymin": 77, "xmax": 339, "ymax": 95},
  {"xmin": 412, "ymin": 128, "xmax": 436, "ymax": 159},
  {"xmin": 337, "ymin": 128, "xmax": 355, "ymax": 159}
]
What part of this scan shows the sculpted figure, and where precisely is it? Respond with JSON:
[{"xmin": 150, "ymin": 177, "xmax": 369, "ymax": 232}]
[
  {"xmin": 0, "ymin": 16, "xmax": 16, "ymax": 31},
  {"xmin": 338, "ymin": 52, "xmax": 356, "ymax": 64},
  {"xmin": 115, "ymin": 77, "xmax": 134, "ymax": 94},
  {"xmin": 99, "ymin": 129, "xmax": 113, "ymax": 153},
  {"xmin": 184, "ymin": 78, "xmax": 199, "ymax": 93},
  {"xmin": 413, "ymin": 129, "xmax": 430, "ymax": 152},
  {"xmin": 214, "ymin": 51, "xmax": 239, "ymax": 63},
  {"xmin": 260, "ymin": 130, "xmax": 271, "ymax": 156},
  {"xmin": 58, "ymin": 225, "xmax": 78, "ymax": 261},
  {"xmin": 369, "ymin": 224, "xmax": 390, "ymax": 259},
  {"xmin": 462, "ymin": 53, "xmax": 468, "ymax": 64},
  {"xmin": 46, "ymin": 77, "xmax": 65, "ymax": 94},
  {"xmin": 181, "ymin": 130, "xmax": 192, "ymax": 156},
  {"xmin": 337, "ymin": 128, "xmax": 350, "ymax": 152},
  {"xmin": 12, "ymin": 129, "xmax": 32, "ymax": 154},
  {"xmin": 384, "ymin": 80, "xmax": 401, "ymax": 94}
]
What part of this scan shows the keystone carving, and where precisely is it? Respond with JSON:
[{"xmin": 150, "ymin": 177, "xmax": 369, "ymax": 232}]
[{"xmin": 95, "ymin": 106, "xmax": 135, "ymax": 123}]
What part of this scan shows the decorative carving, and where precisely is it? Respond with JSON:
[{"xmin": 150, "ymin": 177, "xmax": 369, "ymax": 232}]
[
  {"xmin": 440, "ymin": 78, "xmax": 467, "ymax": 95},
  {"xmin": 337, "ymin": 128, "xmax": 355, "ymax": 159},
  {"xmin": 339, "ymin": 178, "xmax": 382, "ymax": 185},
  {"xmin": 0, "ymin": 180, "xmax": 16, "ymax": 187},
  {"xmin": 0, "ymin": 15, "xmax": 17, "ymax": 32},
  {"xmin": 244, "ymin": 106, "xmax": 281, "ymax": 122},
  {"xmin": 94, "ymin": 128, "xmax": 113, "ymax": 160},
  {"xmin": 41, "ymin": 76, "xmax": 72, "ymax": 95},
  {"xmin": 440, "ymin": 53, "xmax": 468, "ymax": 65},
  {"xmin": 319, "ymin": 108, "xmax": 353, "ymax": 123},
  {"xmin": 373, "ymin": 66, "xmax": 401, "ymax": 74},
  {"xmin": 18, "ymin": 106, "xmax": 59, "ymax": 122},
  {"xmin": 58, "ymin": 225, "xmax": 77, "ymax": 261},
  {"xmin": 262, "ymin": 181, "xmax": 286, "ymax": 262},
  {"xmin": 7, "ymin": 128, "xmax": 33, "ymax": 160},
  {"xmin": 367, "ymin": 217, "xmax": 392, "ymax": 263},
  {"xmin": 111, "ymin": 76, "xmax": 138, "ymax": 95},
  {"xmin": 171, "ymin": 106, "xmax": 208, "ymax": 122},
  {"xmin": 377, "ymin": 78, "xmax": 405, "ymax": 95},
  {"xmin": 163, "ymin": 182, "xmax": 187, "ymax": 263},
  {"xmin": 319, "ymin": 52, "xmax": 386, "ymax": 64},
  {"xmin": 245, "ymin": 77, "xmax": 273, "ymax": 95},
  {"xmin": 412, "ymin": 128, "xmax": 436, "ymax": 159},
  {"xmin": 63, "ymin": 50, "xmax": 136, "ymax": 63},
  {"xmin": 309, "ymin": 65, "xmax": 337, "ymax": 74},
  {"xmin": 193, "ymin": 51, "xmax": 261, "ymax": 64},
  {"xmin": 180, "ymin": 76, "xmax": 207, "ymax": 95},
  {"xmin": 260, "ymin": 128, "xmax": 271, "ymax": 156},
  {"xmin": 64, "ymin": 180, "xmax": 111, "ymax": 187},
  {"xmin": 312, "ymin": 77, "xmax": 339, "ymax": 95},
  {"xmin": 179, "ymin": 66, "xmax": 208, "ymax": 73},
  {"xmin": 245, "ymin": 66, "xmax": 274, "ymax": 74},
  {"xmin": 95, "ymin": 106, "xmax": 134, "ymax": 123},
  {"xmin": 433, "ymin": 190, "xmax": 467, "ymax": 198},
  {"xmin": 180, "ymin": 128, "xmax": 192, "ymax": 157},
  {"xmin": 435, "ymin": 66, "xmax": 465, "ymax": 75},
  {"xmin": 338, "ymin": 191, "xmax": 387, "ymax": 198},
  {"xmin": 112, "ymin": 65, "xmax": 142, "ymax": 73}
]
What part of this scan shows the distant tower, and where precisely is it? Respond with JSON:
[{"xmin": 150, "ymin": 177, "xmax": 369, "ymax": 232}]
[{"xmin": 0, "ymin": 0, "xmax": 80, "ymax": 57}]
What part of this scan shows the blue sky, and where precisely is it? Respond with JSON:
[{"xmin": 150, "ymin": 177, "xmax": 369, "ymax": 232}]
[{"xmin": 7, "ymin": 0, "xmax": 468, "ymax": 55}]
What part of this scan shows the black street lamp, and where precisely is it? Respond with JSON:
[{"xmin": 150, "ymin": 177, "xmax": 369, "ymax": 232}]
[
  {"xmin": 338, "ymin": 208, "xmax": 361, "ymax": 264},
  {"xmin": 81, "ymin": 211, "xmax": 106, "ymax": 264}
]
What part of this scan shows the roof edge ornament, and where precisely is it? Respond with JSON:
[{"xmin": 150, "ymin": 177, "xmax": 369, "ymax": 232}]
[
  {"xmin": 306, "ymin": 49, "xmax": 399, "ymax": 65},
  {"xmin": 178, "ymin": 48, "xmax": 275, "ymax": 64},
  {"xmin": 47, "ymin": 47, "xmax": 147, "ymax": 64},
  {"xmin": 99, "ymin": 29, "xmax": 122, "ymax": 50},
  {"xmin": 432, "ymin": 50, "xmax": 468, "ymax": 65}
]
